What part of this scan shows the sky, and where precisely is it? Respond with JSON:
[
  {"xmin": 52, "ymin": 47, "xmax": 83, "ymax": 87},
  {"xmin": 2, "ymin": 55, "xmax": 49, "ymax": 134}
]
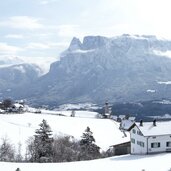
[{"xmin": 0, "ymin": 0, "xmax": 171, "ymax": 60}]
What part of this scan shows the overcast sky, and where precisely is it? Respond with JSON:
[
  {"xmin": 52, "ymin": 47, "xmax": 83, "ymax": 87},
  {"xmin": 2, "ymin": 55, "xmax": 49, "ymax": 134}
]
[{"xmin": 0, "ymin": 0, "xmax": 171, "ymax": 59}]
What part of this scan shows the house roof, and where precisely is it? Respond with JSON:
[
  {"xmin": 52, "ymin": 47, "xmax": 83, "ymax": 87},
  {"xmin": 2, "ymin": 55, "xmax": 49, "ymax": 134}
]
[
  {"xmin": 13, "ymin": 103, "xmax": 23, "ymax": 108},
  {"xmin": 135, "ymin": 121, "xmax": 171, "ymax": 136},
  {"xmin": 129, "ymin": 117, "xmax": 136, "ymax": 121},
  {"xmin": 119, "ymin": 115, "xmax": 125, "ymax": 119},
  {"xmin": 121, "ymin": 120, "xmax": 135, "ymax": 130}
]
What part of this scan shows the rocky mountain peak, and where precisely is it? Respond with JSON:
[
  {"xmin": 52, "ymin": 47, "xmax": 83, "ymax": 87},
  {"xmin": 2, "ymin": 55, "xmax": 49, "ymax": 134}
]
[
  {"xmin": 68, "ymin": 37, "xmax": 82, "ymax": 51},
  {"xmin": 82, "ymin": 36, "xmax": 108, "ymax": 50},
  {"xmin": 2, "ymin": 34, "xmax": 171, "ymax": 105}
]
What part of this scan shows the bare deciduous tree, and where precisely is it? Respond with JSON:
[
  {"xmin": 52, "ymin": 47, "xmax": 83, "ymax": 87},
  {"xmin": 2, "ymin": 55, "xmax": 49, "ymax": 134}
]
[
  {"xmin": 0, "ymin": 137, "xmax": 15, "ymax": 162},
  {"xmin": 52, "ymin": 135, "xmax": 80, "ymax": 162}
]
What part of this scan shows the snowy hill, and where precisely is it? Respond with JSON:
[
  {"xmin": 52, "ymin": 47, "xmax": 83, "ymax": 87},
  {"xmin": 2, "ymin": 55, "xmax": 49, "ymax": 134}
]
[
  {"xmin": 0, "ymin": 111, "xmax": 129, "ymax": 155},
  {"xmin": 1, "ymin": 111, "xmax": 171, "ymax": 171}
]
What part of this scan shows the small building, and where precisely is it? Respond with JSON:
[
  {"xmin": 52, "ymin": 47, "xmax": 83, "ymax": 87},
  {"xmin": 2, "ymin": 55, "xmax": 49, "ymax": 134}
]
[
  {"xmin": 130, "ymin": 120, "xmax": 171, "ymax": 154},
  {"xmin": 107, "ymin": 141, "xmax": 131, "ymax": 156},
  {"xmin": 8, "ymin": 103, "xmax": 24, "ymax": 113},
  {"xmin": 0, "ymin": 109, "xmax": 5, "ymax": 114},
  {"xmin": 118, "ymin": 115, "xmax": 126, "ymax": 121}
]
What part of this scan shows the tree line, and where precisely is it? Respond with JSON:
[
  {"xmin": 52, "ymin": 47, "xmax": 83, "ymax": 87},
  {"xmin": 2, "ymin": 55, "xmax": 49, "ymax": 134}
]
[{"xmin": 0, "ymin": 119, "xmax": 113, "ymax": 163}]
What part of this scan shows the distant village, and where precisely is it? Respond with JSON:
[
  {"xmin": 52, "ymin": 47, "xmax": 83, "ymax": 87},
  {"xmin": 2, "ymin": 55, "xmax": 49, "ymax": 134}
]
[
  {"xmin": 0, "ymin": 98, "xmax": 41, "ymax": 114},
  {"xmin": 0, "ymin": 98, "xmax": 25, "ymax": 114}
]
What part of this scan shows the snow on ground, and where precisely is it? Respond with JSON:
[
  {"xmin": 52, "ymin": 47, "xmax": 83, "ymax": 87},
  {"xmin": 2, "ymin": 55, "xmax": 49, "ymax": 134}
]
[
  {"xmin": 57, "ymin": 103, "xmax": 101, "ymax": 110},
  {"xmin": 1, "ymin": 153, "xmax": 171, "ymax": 171},
  {"xmin": 157, "ymin": 81, "xmax": 171, "ymax": 85},
  {"xmin": 1, "ymin": 111, "xmax": 171, "ymax": 171},
  {"xmin": 0, "ymin": 111, "xmax": 129, "ymax": 156},
  {"xmin": 40, "ymin": 109, "xmax": 99, "ymax": 118}
]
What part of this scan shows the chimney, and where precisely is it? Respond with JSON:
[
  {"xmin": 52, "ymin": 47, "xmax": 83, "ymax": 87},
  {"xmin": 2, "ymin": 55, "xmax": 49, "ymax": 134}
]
[
  {"xmin": 153, "ymin": 119, "xmax": 156, "ymax": 126},
  {"xmin": 140, "ymin": 119, "xmax": 143, "ymax": 126}
]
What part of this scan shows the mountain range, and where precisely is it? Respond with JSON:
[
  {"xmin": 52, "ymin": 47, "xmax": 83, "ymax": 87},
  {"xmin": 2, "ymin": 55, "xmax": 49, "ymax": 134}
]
[{"xmin": 1, "ymin": 34, "xmax": 171, "ymax": 107}]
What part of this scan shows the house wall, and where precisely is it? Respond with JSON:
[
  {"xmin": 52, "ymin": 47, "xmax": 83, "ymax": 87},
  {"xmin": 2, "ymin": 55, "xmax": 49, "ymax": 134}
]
[
  {"xmin": 147, "ymin": 135, "xmax": 171, "ymax": 154},
  {"xmin": 130, "ymin": 125, "xmax": 147, "ymax": 154},
  {"xmin": 131, "ymin": 125, "xmax": 171, "ymax": 154}
]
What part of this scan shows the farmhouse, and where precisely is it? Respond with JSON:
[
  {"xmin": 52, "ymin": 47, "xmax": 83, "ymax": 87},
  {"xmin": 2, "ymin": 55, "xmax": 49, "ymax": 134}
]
[{"xmin": 130, "ymin": 120, "xmax": 171, "ymax": 154}]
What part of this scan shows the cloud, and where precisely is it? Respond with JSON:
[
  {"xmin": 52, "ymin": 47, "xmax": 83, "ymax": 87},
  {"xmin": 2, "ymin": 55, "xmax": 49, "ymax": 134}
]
[
  {"xmin": 0, "ymin": 42, "xmax": 23, "ymax": 55},
  {"xmin": 20, "ymin": 56, "xmax": 58, "ymax": 74},
  {"xmin": 57, "ymin": 25, "xmax": 88, "ymax": 38},
  {"xmin": 0, "ymin": 55, "xmax": 58, "ymax": 75},
  {"xmin": 26, "ymin": 42, "xmax": 69, "ymax": 50},
  {"xmin": 5, "ymin": 34, "xmax": 24, "ymax": 39},
  {"xmin": 0, "ymin": 16, "xmax": 43, "ymax": 30},
  {"xmin": 26, "ymin": 43, "xmax": 51, "ymax": 50}
]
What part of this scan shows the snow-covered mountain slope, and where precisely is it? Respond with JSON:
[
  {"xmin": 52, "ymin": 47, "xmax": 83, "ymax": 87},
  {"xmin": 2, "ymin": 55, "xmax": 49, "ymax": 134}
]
[
  {"xmin": 2, "ymin": 34, "xmax": 171, "ymax": 105},
  {"xmin": 26, "ymin": 34, "xmax": 171, "ymax": 105},
  {"xmin": 0, "ymin": 63, "xmax": 41, "ymax": 100},
  {"xmin": 1, "ymin": 153, "xmax": 171, "ymax": 171},
  {"xmin": 0, "ymin": 111, "xmax": 129, "ymax": 155}
]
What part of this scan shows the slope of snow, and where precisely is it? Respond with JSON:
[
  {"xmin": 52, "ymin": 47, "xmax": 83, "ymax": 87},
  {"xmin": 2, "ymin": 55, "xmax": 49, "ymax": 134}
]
[
  {"xmin": 41, "ymin": 109, "xmax": 99, "ymax": 118},
  {"xmin": 0, "ymin": 111, "xmax": 171, "ymax": 171},
  {"xmin": 0, "ymin": 153, "xmax": 171, "ymax": 171},
  {"xmin": 57, "ymin": 103, "xmax": 101, "ymax": 110},
  {"xmin": 0, "ymin": 112, "xmax": 129, "ymax": 155}
]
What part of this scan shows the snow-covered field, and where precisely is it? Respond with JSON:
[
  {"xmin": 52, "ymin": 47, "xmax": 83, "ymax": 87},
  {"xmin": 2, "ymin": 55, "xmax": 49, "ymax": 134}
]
[
  {"xmin": 0, "ymin": 110, "xmax": 129, "ymax": 154},
  {"xmin": 1, "ymin": 153, "xmax": 171, "ymax": 171},
  {"xmin": 0, "ymin": 110, "xmax": 171, "ymax": 171}
]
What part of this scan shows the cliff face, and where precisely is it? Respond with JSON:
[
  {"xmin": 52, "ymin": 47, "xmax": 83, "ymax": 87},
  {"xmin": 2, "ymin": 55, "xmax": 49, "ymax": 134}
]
[{"xmin": 2, "ymin": 34, "xmax": 171, "ymax": 105}]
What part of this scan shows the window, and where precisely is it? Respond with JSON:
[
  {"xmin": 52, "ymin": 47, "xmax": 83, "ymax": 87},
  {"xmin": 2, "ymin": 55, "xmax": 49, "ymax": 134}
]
[
  {"xmin": 137, "ymin": 141, "xmax": 144, "ymax": 147},
  {"xmin": 166, "ymin": 141, "xmax": 171, "ymax": 147},
  {"xmin": 137, "ymin": 130, "xmax": 143, "ymax": 136},
  {"xmin": 151, "ymin": 142, "xmax": 160, "ymax": 148},
  {"xmin": 131, "ymin": 138, "xmax": 135, "ymax": 144},
  {"xmin": 132, "ymin": 129, "xmax": 136, "ymax": 134},
  {"xmin": 140, "ymin": 142, "xmax": 144, "ymax": 147}
]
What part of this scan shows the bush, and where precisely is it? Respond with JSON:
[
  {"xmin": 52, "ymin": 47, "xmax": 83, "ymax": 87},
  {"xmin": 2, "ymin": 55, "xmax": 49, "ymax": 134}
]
[
  {"xmin": 0, "ymin": 137, "xmax": 15, "ymax": 162},
  {"xmin": 52, "ymin": 135, "xmax": 81, "ymax": 162}
]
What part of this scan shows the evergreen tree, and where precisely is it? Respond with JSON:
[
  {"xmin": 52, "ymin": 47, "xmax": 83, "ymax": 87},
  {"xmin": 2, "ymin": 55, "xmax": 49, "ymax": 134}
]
[
  {"xmin": 80, "ymin": 126, "xmax": 100, "ymax": 160},
  {"xmin": 34, "ymin": 119, "xmax": 53, "ymax": 162}
]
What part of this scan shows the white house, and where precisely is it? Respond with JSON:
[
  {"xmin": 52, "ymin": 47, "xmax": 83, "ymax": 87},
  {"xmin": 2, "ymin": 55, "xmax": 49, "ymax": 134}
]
[{"xmin": 130, "ymin": 120, "xmax": 171, "ymax": 154}]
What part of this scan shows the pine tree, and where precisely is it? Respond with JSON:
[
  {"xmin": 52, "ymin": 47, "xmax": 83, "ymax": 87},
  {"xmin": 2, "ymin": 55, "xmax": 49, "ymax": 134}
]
[
  {"xmin": 80, "ymin": 126, "xmax": 100, "ymax": 160},
  {"xmin": 34, "ymin": 119, "xmax": 53, "ymax": 162}
]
